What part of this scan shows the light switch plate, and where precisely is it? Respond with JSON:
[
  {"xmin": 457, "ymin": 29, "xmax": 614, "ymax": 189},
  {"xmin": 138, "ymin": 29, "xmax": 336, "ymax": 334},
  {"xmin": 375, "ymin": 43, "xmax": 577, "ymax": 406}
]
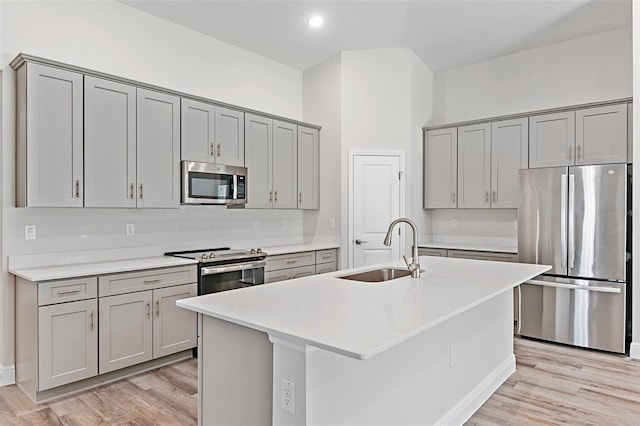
[{"xmin": 25, "ymin": 225, "xmax": 36, "ymax": 240}]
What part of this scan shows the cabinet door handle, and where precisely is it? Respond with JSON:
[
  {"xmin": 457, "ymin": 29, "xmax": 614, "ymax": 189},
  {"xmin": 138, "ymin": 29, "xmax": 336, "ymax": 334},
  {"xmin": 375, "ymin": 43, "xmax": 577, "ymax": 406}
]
[
  {"xmin": 485, "ymin": 191, "xmax": 489, "ymax": 202},
  {"xmin": 269, "ymin": 190, "xmax": 273, "ymax": 202},
  {"xmin": 217, "ymin": 143, "xmax": 221, "ymax": 157},
  {"xmin": 90, "ymin": 311, "xmax": 95, "ymax": 330},
  {"xmin": 139, "ymin": 183, "xmax": 143, "ymax": 199},
  {"xmin": 57, "ymin": 288, "xmax": 82, "ymax": 295},
  {"xmin": 130, "ymin": 183, "xmax": 135, "ymax": 199},
  {"xmin": 274, "ymin": 190, "xmax": 278, "ymax": 203},
  {"xmin": 146, "ymin": 302, "xmax": 151, "ymax": 318},
  {"xmin": 155, "ymin": 300, "xmax": 160, "ymax": 316},
  {"xmin": 210, "ymin": 143, "xmax": 215, "ymax": 157},
  {"xmin": 577, "ymin": 145, "xmax": 582, "ymax": 159},
  {"xmin": 299, "ymin": 192, "xmax": 302, "ymax": 203},
  {"xmin": 75, "ymin": 180, "xmax": 80, "ymax": 198},
  {"xmin": 452, "ymin": 192, "xmax": 456, "ymax": 203},
  {"xmin": 492, "ymin": 190, "xmax": 497, "ymax": 203}
]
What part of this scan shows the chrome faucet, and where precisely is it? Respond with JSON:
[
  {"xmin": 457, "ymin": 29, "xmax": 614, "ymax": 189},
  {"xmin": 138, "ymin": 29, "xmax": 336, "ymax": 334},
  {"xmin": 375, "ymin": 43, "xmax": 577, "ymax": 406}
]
[{"xmin": 383, "ymin": 218, "xmax": 421, "ymax": 278}]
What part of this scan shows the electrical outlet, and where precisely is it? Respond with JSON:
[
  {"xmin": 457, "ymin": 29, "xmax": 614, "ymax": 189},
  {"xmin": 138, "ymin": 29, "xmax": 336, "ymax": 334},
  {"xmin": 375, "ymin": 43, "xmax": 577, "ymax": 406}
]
[
  {"xmin": 451, "ymin": 219, "xmax": 458, "ymax": 229},
  {"xmin": 282, "ymin": 220, "xmax": 288, "ymax": 229},
  {"xmin": 280, "ymin": 379, "xmax": 295, "ymax": 414},
  {"xmin": 253, "ymin": 220, "xmax": 260, "ymax": 230},
  {"xmin": 328, "ymin": 218, "xmax": 336, "ymax": 229},
  {"xmin": 450, "ymin": 345, "xmax": 457, "ymax": 368},
  {"xmin": 25, "ymin": 225, "xmax": 36, "ymax": 240},
  {"xmin": 126, "ymin": 224, "xmax": 135, "ymax": 236}
]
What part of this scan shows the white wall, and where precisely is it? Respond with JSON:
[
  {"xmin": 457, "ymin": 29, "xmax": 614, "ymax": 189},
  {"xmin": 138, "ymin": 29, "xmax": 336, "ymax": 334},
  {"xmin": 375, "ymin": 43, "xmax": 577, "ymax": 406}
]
[
  {"xmin": 433, "ymin": 27, "xmax": 632, "ymax": 124},
  {"xmin": 302, "ymin": 54, "xmax": 342, "ymax": 242},
  {"xmin": 0, "ymin": 0, "xmax": 305, "ymax": 380}
]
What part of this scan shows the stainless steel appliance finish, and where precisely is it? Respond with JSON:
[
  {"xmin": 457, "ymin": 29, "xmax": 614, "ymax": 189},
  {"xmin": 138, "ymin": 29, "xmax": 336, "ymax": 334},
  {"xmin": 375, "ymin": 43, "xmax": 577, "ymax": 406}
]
[
  {"xmin": 181, "ymin": 161, "xmax": 247, "ymax": 205},
  {"xmin": 520, "ymin": 276, "xmax": 626, "ymax": 353},
  {"xmin": 165, "ymin": 247, "xmax": 267, "ymax": 295},
  {"xmin": 518, "ymin": 164, "xmax": 629, "ymax": 353}
]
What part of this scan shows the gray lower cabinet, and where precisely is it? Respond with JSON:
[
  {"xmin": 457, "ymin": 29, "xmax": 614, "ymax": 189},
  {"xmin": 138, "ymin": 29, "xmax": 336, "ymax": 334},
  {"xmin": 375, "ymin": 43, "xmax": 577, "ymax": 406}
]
[
  {"xmin": 265, "ymin": 249, "xmax": 338, "ymax": 283},
  {"xmin": 15, "ymin": 265, "xmax": 197, "ymax": 401}
]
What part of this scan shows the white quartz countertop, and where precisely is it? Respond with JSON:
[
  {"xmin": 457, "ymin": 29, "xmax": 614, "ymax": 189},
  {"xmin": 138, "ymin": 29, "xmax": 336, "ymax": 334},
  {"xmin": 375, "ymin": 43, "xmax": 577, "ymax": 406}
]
[
  {"xmin": 260, "ymin": 242, "xmax": 340, "ymax": 256},
  {"xmin": 177, "ymin": 256, "xmax": 548, "ymax": 360},
  {"xmin": 9, "ymin": 256, "xmax": 197, "ymax": 282},
  {"xmin": 418, "ymin": 242, "xmax": 517, "ymax": 254}
]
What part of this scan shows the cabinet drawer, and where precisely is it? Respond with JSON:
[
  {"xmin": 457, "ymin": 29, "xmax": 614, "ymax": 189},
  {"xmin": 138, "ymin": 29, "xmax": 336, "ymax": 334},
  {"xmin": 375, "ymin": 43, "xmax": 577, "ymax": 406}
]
[
  {"xmin": 98, "ymin": 265, "xmax": 197, "ymax": 297},
  {"xmin": 316, "ymin": 249, "xmax": 337, "ymax": 264},
  {"xmin": 418, "ymin": 248, "xmax": 447, "ymax": 257},
  {"xmin": 265, "ymin": 269, "xmax": 291, "ymax": 284},
  {"xmin": 447, "ymin": 250, "xmax": 517, "ymax": 262},
  {"xmin": 38, "ymin": 277, "xmax": 98, "ymax": 306},
  {"xmin": 265, "ymin": 252, "xmax": 315, "ymax": 271},
  {"xmin": 290, "ymin": 265, "xmax": 316, "ymax": 279},
  {"xmin": 315, "ymin": 262, "xmax": 337, "ymax": 275}
]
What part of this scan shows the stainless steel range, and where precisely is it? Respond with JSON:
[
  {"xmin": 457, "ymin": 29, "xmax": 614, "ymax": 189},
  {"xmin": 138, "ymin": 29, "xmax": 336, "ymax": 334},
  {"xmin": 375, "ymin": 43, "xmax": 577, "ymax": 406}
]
[{"xmin": 165, "ymin": 247, "xmax": 267, "ymax": 295}]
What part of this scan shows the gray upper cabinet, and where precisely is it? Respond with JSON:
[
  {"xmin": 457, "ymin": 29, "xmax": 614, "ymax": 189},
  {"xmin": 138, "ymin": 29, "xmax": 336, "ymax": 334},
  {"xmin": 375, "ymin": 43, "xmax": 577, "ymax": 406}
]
[
  {"xmin": 529, "ymin": 111, "xmax": 575, "ymax": 168},
  {"xmin": 424, "ymin": 127, "xmax": 457, "ymax": 208},
  {"xmin": 491, "ymin": 117, "xmax": 528, "ymax": 208},
  {"xmin": 245, "ymin": 114, "xmax": 298, "ymax": 209},
  {"xmin": 576, "ymin": 104, "xmax": 627, "ymax": 165},
  {"xmin": 215, "ymin": 106, "xmax": 245, "ymax": 167},
  {"xmin": 181, "ymin": 100, "xmax": 245, "ymax": 166},
  {"xmin": 181, "ymin": 98, "xmax": 215, "ymax": 164},
  {"xmin": 136, "ymin": 88, "xmax": 181, "ymax": 208},
  {"xmin": 297, "ymin": 126, "xmax": 320, "ymax": 209},
  {"xmin": 457, "ymin": 123, "xmax": 491, "ymax": 209},
  {"xmin": 16, "ymin": 62, "xmax": 84, "ymax": 207},
  {"xmin": 84, "ymin": 76, "xmax": 137, "ymax": 208}
]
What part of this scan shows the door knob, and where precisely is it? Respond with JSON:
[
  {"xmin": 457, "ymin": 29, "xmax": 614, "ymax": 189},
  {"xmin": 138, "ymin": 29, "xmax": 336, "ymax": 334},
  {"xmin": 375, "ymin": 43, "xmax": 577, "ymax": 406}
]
[{"xmin": 355, "ymin": 239, "xmax": 368, "ymax": 245}]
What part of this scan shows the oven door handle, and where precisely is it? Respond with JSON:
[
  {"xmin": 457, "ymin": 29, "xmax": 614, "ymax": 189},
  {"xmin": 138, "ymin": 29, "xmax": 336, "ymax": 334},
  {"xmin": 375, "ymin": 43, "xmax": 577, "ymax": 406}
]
[{"xmin": 201, "ymin": 260, "xmax": 266, "ymax": 276}]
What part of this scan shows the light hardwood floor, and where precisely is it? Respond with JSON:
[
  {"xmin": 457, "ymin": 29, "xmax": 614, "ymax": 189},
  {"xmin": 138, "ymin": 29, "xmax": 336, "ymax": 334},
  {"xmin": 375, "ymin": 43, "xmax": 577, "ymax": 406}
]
[{"xmin": 0, "ymin": 338, "xmax": 638, "ymax": 425}]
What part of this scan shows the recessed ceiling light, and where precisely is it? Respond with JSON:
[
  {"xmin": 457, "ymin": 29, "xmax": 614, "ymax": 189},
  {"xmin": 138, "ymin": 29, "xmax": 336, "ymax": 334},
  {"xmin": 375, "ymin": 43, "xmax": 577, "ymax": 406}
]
[{"xmin": 307, "ymin": 15, "xmax": 324, "ymax": 28}]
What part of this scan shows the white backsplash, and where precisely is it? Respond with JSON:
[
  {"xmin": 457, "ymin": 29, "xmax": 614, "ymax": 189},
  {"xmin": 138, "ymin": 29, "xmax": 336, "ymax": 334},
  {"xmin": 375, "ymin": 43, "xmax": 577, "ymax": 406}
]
[{"xmin": 427, "ymin": 208, "xmax": 518, "ymax": 247}]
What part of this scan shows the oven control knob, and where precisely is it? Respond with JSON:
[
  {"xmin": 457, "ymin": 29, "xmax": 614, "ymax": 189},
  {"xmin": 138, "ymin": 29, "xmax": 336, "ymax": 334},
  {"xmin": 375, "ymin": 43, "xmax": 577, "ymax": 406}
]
[
  {"xmin": 209, "ymin": 253, "xmax": 215, "ymax": 259},
  {"xmin": 200, "ymin": 254, "xmax": 208, "ymax": 260},
  {"xmin": 256, "ymin": 248, "xmax": 263, "ymax": 254},
  {"xmin": 250, "ymin": 249, "xmax": 256, "ymax": 255}
]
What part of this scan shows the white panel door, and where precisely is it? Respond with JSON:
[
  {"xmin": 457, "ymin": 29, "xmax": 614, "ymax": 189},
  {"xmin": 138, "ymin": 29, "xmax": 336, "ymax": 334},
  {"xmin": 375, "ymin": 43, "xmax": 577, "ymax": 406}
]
[
  {"xmin": 84, "ymin": 76, "xmax": 137, "ymax": 208},
  {"xmin": 26, "ymin": 62, "xmax": 84, "ymax": 207},
  {"xmin": 38, "ymin": 299, "xmax": 97, "ymax": 390},
  {"xmin": 353, "ymin": 155, "xmax": 401, "ymax": 267},
  {"xmin": 136, "ymin": 88, "xmax": 180, "ymax": 208},
  {"xmin": 272, "ymin": 120, "xmax": 298, "ymax": 209},
  {"xmin": 424, "ymin": 128, "xmax": 457, "ymax": 208},
  {"xmin": 297, "ymin": 126, "xmax": 320, "ymax": 209},
  {"xmin": 181, "ymin": 98, "xmax": 215, "ymax": 163},
  {"xmin": 491, "ymin": 117, "xmax": 529, "ymax": 208},
  {"xmin": 244, "ymin": 113, "xmax": 273, "ymax": 208},
  {"xmin": 152, "ymin": 284, "xmax": 197, "ymax": 358},
  {"xmin": 576, "ymin": 104, "xmax": 627, "ymax": 165},
  {"xmin": 215, "ymin": 106, "xmax": 245, "ymax": 166},
  {"xmin": 457, "ymin": 123, "xmax": 491, "ymax": 208},
  {"xmin": 99, "ymin": 291, "xmax": 153, "ymax": 374}
]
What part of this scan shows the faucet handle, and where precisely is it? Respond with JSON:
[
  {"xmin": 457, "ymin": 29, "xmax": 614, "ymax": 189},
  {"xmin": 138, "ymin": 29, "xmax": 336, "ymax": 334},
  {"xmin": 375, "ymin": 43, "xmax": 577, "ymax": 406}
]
[{"xmin": 402, "ymin": 255, "xmax": 411, "ymax": 270}]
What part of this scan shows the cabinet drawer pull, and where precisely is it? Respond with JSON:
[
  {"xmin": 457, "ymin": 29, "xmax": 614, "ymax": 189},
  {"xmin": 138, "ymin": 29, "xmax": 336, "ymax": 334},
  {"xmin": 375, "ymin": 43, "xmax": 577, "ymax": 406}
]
[
  {"xmin": 57, "ymin": 288, "xmax": 82, "ymax": 295},
  {"xmin": 139, "ymin": 183, "xmax": 144, "ymax": 199},
  {"xmin": 75, "ymin": 180, "xmax": 80, "ymax": 198},
  {"xmin": 321, "ymin": 255, "xmax": 332, "ymax": 260},
  {"xmin": 146, "ymin": 302, "xmax": 151, "ymax": 318},
  {"xmin": 155, "ymin": 300, "xmax": 160, "ymax": 316},
  {"xmin": 90, "ymin": 311, "xmax": 95, "ymax": 330},
  {"xmin": 286, "ymin": 260, "xmax": 297, "ymax": 264},
  {"xmin": 143, "ymin": 279, "xmax": 161, "ymax": 284}
]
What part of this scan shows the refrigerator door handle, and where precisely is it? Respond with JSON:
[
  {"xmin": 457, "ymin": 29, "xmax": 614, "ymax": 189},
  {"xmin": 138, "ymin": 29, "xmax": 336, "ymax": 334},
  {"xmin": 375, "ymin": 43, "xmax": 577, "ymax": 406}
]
[
  {"xmin": 560, "ymin": 174, "xmax": 567, "ymax": 267},
  {"xmin": 526, "ymin": 279, "xmax": 621, "ymax": 294},
  {"xmin": 568, "ymin": 174, "xmax": 576, "ymax": 269}
]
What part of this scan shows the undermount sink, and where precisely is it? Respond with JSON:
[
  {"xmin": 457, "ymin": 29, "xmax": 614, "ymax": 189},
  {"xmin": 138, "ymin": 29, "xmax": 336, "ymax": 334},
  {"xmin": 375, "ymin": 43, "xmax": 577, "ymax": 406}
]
[{"xmin": 338, "ymin": 268, "xmax": 412, "ymax": 283}]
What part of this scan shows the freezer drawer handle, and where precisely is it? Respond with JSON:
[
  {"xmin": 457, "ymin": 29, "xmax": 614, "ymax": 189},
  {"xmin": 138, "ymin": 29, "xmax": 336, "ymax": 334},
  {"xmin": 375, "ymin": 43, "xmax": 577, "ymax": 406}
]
[{"xmin": 526, "ymin": 279, "xmax": 621, "ymax": 294}]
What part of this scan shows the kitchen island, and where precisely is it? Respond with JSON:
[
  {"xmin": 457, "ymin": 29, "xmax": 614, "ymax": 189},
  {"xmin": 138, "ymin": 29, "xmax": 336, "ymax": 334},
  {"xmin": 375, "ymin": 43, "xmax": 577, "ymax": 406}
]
[{"xmin": 177, "ymin": 256, "xmax": 549, "ymax": 425}]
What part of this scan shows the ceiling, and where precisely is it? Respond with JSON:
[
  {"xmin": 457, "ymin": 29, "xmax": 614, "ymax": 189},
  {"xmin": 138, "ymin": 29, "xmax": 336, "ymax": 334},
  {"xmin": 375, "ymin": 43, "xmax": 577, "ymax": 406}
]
[{"xmin": 120, "ymin": 0, "xmax": 632, "ymax": 72}]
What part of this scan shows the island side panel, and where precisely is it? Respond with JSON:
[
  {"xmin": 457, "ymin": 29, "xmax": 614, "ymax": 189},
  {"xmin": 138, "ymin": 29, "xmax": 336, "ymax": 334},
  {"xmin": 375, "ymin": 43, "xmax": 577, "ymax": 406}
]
[
  {"xmin": 199, "ymin": 314, "xmax": 273, "ymax": 425},
  {"xmin": 304, "ymin": 290, "xmax": 514, "ymax": 425}
]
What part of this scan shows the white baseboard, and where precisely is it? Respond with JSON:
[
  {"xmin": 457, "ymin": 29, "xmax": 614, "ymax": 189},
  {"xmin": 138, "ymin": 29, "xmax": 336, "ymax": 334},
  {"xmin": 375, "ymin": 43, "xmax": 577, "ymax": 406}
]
[
  {"xmin": 630, "ymin": 342, "xmax": 640, "ymax": 360},
  {"xmin": 0, "ymin": 363, "xmax": 16, "ymax": 386},
  {"xmin": 436, "ymin": 354, "xmax": 516, "ymax": 426}
]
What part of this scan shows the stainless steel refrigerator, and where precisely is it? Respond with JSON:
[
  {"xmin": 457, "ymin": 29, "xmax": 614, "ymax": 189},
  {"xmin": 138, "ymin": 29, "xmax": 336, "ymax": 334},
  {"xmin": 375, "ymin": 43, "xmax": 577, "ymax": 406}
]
[{"xmin": 518, "ymin": 164, "xmax": 629, "ymax": 353}]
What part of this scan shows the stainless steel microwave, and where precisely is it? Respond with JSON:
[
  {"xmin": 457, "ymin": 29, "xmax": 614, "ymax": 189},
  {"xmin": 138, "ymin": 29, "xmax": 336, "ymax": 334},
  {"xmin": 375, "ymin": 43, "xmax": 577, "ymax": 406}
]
[{"xmin": 181, "ymin": 161, "xmax": 247, "ymax": 205}]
